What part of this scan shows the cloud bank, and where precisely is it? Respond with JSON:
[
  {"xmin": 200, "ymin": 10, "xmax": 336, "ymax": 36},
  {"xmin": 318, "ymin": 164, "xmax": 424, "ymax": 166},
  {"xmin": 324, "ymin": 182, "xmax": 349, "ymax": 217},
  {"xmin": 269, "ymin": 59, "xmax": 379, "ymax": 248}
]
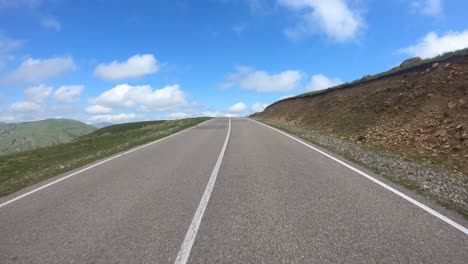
[
  {"xmin": 221, "ymin": 66, "xmax": 303, "ymax": 92},
  {"xmin": 400, "ymin": 31, "xmax": 468, "ymax": 58},
  {"xmin": 90, "ymin": 84, "xmax": 188, "ymax": 112}
]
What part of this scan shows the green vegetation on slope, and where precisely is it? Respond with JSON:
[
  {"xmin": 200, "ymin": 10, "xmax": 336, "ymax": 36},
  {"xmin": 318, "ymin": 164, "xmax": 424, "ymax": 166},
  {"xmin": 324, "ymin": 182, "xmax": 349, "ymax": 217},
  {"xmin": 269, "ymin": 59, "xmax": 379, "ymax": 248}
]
[
  {"xmin": 0, "ymin": 117, "xmax": 210, "ymax": 197},
  {"xmin": 0, "ymin": 119, "xmax": 97, "ymax": 156}
]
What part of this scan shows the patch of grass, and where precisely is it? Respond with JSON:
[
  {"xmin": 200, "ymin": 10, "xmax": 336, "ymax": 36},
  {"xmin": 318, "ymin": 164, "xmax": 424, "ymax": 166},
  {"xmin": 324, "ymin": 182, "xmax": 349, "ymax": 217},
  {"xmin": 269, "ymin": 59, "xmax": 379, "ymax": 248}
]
[
  {"xmin": 432, "ymin": 196, "xmax": 468, "ymax": 219},
  {"xmin": 0, "ymin": 117, "xmax": 210, "ymax": 197},
  {"xmin": 391, "ymin": 178, "xmax": 422, "ymax": 192}
]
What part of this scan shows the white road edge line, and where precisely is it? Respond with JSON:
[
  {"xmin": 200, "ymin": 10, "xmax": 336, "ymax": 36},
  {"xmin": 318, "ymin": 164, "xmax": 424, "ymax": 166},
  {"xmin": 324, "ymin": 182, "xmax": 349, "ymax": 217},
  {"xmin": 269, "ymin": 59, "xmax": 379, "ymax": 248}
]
[
  {"xmin": 250, "ymin": 118, "xmax": 468, "ymax": 235},
  {"xmin": 0, "ymin": 119, "xmax": 213, "ymax": 210},
  {"xmin": 175, "ymin": 117, "xmax": 231, "ymax": 264}
]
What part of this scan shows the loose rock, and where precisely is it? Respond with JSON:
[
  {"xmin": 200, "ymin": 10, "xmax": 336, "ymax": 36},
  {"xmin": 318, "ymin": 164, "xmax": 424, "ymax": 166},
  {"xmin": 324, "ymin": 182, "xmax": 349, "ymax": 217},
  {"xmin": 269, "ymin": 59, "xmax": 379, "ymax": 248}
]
[{"xmin": 448, "ymin": 101, "xmax": 457, "ymax": 109}]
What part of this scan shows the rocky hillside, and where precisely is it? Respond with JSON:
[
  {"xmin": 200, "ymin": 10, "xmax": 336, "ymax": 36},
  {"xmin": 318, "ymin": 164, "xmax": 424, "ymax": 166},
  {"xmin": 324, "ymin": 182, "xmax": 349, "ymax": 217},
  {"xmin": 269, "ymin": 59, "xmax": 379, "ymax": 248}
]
[
  {"xmin": 0, "ymin": 119, "xmax": 96, "ymax": 156},
  {"xmin": 255, "ymin": 52, "xmax": 468, "ymax": 175}
]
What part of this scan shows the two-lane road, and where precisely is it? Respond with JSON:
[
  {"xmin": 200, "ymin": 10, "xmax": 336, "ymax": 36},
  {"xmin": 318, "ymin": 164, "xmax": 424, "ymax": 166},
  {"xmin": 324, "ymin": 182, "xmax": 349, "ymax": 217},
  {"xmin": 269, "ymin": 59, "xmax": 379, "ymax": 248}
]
[{"xmin": 1, "ymin": 118, "xmax": 467, "ymax": 263}]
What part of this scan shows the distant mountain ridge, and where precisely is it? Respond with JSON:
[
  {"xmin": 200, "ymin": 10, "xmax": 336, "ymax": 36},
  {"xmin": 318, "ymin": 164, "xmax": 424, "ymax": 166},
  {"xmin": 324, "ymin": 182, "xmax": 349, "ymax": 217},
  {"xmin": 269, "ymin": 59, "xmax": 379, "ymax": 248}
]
[
  {"xmin": 0, "ymin": 119, "xmax": 96, "ymax": 156},
  {"xmin": 90, "ymin": 122, "xmax": 114, "ymax": 128}
]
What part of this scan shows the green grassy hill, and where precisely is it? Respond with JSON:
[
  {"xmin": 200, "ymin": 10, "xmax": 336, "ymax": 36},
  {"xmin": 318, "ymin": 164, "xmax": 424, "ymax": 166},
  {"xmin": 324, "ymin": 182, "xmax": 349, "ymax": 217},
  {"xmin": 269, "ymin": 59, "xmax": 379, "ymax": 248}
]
[
  {"xmin": 0, "ymin": 119, "xmax": 97, "ymax": 156},
  {"xmin": 0, "ymin": 117, "xmax": 210, "ymax": 197}
]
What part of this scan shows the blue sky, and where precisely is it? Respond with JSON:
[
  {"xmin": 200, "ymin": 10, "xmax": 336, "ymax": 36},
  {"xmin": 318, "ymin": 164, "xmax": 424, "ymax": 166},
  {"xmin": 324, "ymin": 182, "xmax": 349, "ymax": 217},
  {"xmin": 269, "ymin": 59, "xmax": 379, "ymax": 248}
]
[{"xmin": 1, "ymin": 0, "xmax": 468, "ymax": 123}]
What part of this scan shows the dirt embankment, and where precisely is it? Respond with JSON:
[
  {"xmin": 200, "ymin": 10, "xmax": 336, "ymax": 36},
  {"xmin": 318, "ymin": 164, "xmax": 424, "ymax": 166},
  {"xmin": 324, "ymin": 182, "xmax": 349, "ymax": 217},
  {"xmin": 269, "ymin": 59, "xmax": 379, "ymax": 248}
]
[{"xmin": 256, "ymin": 56, "xmax": 468, "ymax": 175}]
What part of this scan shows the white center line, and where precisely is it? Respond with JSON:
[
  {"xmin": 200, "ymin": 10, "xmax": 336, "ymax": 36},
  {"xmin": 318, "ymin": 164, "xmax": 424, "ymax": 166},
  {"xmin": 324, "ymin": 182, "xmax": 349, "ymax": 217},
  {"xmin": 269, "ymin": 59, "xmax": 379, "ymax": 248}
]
[
  {"xmin": 250, "ymin": 118, "xmax": 468, "ymax": 235},
  {"xmin": 174, "ymin": 117, "xmax": 231, "ymax": 264}
]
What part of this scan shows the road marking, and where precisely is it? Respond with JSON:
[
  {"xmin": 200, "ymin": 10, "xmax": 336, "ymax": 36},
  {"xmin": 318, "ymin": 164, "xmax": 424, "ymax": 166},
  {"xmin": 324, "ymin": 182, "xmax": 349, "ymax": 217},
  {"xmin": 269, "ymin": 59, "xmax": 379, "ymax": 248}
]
[
  {"xmin": 250, "ymin": 119, "xmax": 468, "ymax": 235},
  {"xmin": 175, "ymin": 117, "xmax": 231, "ymax": 264},
  {"xmin": 0, "ymin": 119, "xmax": 213, "ymax": 209}
]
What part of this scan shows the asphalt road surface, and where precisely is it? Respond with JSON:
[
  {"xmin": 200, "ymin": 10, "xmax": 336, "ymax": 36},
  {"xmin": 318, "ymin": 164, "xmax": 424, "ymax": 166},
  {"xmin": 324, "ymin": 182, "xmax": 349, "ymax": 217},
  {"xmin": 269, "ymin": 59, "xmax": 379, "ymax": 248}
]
[{"xmin": 0, "ymin": 118, "xmax": 467, "ymax": 263}]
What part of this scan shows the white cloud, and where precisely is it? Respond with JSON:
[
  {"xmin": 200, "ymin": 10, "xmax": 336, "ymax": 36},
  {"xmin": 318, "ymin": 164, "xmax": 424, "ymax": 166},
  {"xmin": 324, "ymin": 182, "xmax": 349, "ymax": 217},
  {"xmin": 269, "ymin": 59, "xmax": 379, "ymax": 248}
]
[
  {"xmin": 221, "ymin": 66, "xmax": 303, "ymax": 92},
  {"xmin": 0, "ymin": 115, "xmax": 15, "ymax": 122},
  {"xmin": 251, "ymin": 102, "xmax": 268, "ymax": 112},
  {"xmin": 9, "ymin": 84, "xmax": 82, "ymax": 116},
  {"xmin": 5, "ymin": 84, "xmax": 85, "ymax": 122},
  {"xmin": 411, "ymin": 0, "xmax": 442, "ymax": 16},
  {"xmin": 40, "ymin": 17, "xmax": 62, "ymax": 31},
  {"xmin": 278, "ymin": 0, "xmax": 363, "ymax": 42},
  {"xmin": 224, "ymin": 113, "xmax": 242, "ymax": 117},
  {"xmin": 228, "ymin": 102, "xmax": 247, "ymax": 113},
  {"xmin": 88, "ymin": 113, "xmax": 138, "ymax": 123},
  {"xmin": 0, "ymin": 34, "xmax": 21, "ymax": 69},
  {"xmin": 201, "ymin": 111, "xmax": 227, "ymax": 117},
  {"xmin": 5, "ymin": 89, "xmax": 84, "ymax": 122},
  {"xmin": 201, "ymin": 111, "xmax": 223, "ymax": 117},
  {"xmin": 24, "ymin": 84, "xmax": 52, "ymax": 102},
  {"xmin": 85, "ymin": 105, "xmax": 113, "ymax": 114},
  {"xmin": 201, "ymin": 110, "xmax": 241, "ymax": 117},
  {"xmin": 279, "ymin": 95, "xmax": 293, "ymax": 100},
  {"xmin": 168, "ymin": 112, "xmax": 191, "ymax": 119},
  {"xmin": 400, "ymin": 31, "xmax": 468, "ymax": 59},
  {"xmin": 306, "ymin": 74, "xmax": 342, "ymax": 91},
  {"xmin": 202, "ymin": 101, "xmax": 264, "ymax": 117},
  {"xmin": 90, "ymin": 84, "xmax": 188, "ymax": 111},
  {"xmin": 10, "ymin": 101, "xmax": 42, "ymax": 112},
  {"xmin": 94, "ymin": 54, "xmax": 159, "ymax": 80},
  {"xmin": 2, "ymin": 56, "xmax": 76, "ymax": 83},
  {"xmin": 0, "ymin": 33, "xmax": 21, "ymax": 55},
  {"xmin": 54, "ymin": 85, "xmax": 83, "ymax": 103}
]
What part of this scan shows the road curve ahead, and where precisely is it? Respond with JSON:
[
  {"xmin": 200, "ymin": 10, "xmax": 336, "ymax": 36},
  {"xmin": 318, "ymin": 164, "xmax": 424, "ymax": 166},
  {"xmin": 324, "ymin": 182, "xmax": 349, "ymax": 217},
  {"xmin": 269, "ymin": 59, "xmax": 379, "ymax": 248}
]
[{"xmin": 1, "ymin": 117, "xmax": 467, "ymax": 263}]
